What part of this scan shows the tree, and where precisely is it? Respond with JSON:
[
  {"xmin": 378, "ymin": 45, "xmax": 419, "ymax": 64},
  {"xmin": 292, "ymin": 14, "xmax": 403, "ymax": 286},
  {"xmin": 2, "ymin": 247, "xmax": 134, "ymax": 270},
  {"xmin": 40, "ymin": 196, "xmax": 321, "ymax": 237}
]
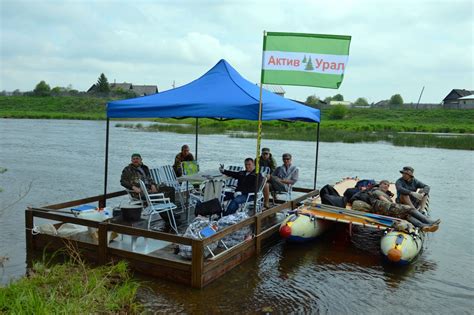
[
  {"xmin": 51, "ymin": 86, "xmax": 62, "ymax": 96},
  {"xmin": 354, "ymin": 97, "xmax": 369, "ymax": 106},
  {"xmin": 332, "ymin": 94, "xmax": 344, "ymax": 101},
  {"xmin": 305, "ymin": 58, "xmax": 314, "ymax": 70},
  {"xmin": 389, "ymin": 94, "xmax": 404, "ymax": 106},
  {"xmin": 12, "ymin": 89, "xmax": 22, "ymax": 96},
  {"xmin": 323, "ymin": 96, "xmax": 332, "ymax": 104},
  {"xmin": 33, "ymin": 80, "xmax": 51, "ymax": 97},
  {"xmin": 305, "ymin": 94, "xmax": 319, "ymax": 106},
  {"xmin": 96, "ymin": 73, "xmax": 110, "ymax": 93}
]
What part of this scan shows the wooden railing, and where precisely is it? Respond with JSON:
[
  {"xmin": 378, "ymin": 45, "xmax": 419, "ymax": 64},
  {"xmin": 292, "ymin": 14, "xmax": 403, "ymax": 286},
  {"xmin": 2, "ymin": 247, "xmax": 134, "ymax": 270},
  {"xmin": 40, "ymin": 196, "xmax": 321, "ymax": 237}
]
[{"xmin": 26, "ymin": 188, "xmax": 319, "ymax": 288}]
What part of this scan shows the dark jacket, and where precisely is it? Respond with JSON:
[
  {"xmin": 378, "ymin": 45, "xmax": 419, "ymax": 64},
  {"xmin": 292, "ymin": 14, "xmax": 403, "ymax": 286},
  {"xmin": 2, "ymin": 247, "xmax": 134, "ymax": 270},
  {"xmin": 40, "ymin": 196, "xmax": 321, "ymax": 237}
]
[
  {"xmin": 222, "ymin": 169, "xmax": 263, "ymax": 194},
  {"xmin": 395, "ymin": 177, "xmax": 430, "ymax": 199},
  {"xmin": 120, "ymin": 163, "xmax": 155, "ymax": 190}
]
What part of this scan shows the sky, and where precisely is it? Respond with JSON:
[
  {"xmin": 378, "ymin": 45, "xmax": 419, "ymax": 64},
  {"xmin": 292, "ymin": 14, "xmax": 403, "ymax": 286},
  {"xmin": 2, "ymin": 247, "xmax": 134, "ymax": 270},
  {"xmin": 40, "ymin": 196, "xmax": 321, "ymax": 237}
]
[{"xmin": 0, "ymin": 0, "xmax": 473, "ymax": 104}]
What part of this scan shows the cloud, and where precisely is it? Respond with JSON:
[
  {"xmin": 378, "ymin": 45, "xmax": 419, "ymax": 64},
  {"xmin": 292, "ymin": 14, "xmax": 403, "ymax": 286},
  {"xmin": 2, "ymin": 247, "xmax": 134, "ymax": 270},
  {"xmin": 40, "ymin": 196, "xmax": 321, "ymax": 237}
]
[{"xmin": 0, "ymin": 0, "xmax": 472, "ymax": 102}]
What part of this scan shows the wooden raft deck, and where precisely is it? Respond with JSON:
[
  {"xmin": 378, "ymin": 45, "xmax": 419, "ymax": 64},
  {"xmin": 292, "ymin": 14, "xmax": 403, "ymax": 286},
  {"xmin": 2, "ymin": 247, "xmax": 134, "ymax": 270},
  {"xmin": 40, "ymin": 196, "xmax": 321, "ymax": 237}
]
[{"xmin": 25, "ymin": 188, "xmax": 319, "ymax": 288}]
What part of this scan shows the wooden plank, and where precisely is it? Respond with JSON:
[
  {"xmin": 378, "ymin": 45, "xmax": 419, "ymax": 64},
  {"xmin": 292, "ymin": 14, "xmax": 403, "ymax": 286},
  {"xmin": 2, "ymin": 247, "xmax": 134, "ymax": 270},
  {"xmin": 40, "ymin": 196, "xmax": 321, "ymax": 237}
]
[
  {"xmin": 25, "ymin": 209, "xmax": 34, "ymax": 252},
  {"xmin": 43, "ymin": 190, "xmax": 127, "ymax": 210},
  {"xmin": 107, "ymin": 223, "xmax": 192, "ymax": 245},
  {"xmin": 203, "ymin": 238, "xmax": 255, "ymax": 272},
  {"xmin": 98, "ymin": 223, "xmax": 108, "ymax": 265},
  {"xmin": 255, "ymin": 215, "xmax": 262, "ymax": 254},
  {"xmin": 107, "ymin": 247, "xmax": 191, "ymax": 271},
  {"xmin": 111, "ymin": 255, "xmax": 191, "ymax": 286},
  {"xmin": 30, "ymin": 208, "xmax": 101, "ymax": 227},
  {"xmin": 202, "ymin": 216, "xmax": 255, "ymax": 246},
  {"xmin": 258, "ymin": 224, "xmax": 280, "ymax": 241},
  {"xmin": 293, "ymin": 187, "xmax": 314, "ymax": 193},
  {"xmin": 191, "ymin": 239, "xmax": 204, "ymax": 288}
]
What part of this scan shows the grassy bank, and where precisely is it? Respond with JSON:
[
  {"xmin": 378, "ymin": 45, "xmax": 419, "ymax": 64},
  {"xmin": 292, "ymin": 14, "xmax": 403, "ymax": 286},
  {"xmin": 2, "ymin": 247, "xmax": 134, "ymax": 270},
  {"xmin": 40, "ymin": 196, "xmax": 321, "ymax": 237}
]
[
  {"xmin": 0, "ymin": 258, "xmax": 142, "ymax": 313},
  {"xmin": 0, "ymin": 96, "xmax": 106, "ymax": 120},
  {"xmin": 1, "ymin": 96, "xmax": 473, "ymax": 149}
]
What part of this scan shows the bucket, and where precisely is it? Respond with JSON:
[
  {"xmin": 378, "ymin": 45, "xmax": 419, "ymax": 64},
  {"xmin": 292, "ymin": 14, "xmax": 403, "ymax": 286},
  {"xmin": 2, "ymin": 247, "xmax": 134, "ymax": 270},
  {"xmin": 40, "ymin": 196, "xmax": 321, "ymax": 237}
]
[{"xmin": 120, "ymin": 203, "xmax": 143, "ymax": 222}]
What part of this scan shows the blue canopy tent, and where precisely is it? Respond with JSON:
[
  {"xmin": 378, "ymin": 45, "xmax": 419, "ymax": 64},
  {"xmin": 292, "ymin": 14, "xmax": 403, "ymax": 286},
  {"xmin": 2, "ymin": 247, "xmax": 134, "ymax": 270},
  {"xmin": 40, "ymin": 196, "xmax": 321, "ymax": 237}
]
[
  {"xmin": 103, "ymin": 59, "xmax": 321, "ymax": 201},
  {"xmin": 107, "ymin": 59, "xmax": 320, "ymax": 123}
]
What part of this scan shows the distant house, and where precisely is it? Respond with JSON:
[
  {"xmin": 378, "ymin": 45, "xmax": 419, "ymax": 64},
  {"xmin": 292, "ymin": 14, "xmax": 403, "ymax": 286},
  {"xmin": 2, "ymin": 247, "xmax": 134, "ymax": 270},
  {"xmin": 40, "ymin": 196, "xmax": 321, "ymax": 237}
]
[
  {"xmin": 87, "ymin": 81, "xmax": 158, "ymax": 96},
  {"xmin": 131, "ymin": 85, "xmax": 158, "ymax": 96},
  {"xmin": 443, "ymin": 89, "xmax": 473, "ymax": 104},
  {"xmin": 329, "ymin": 100, "xmax": 351, "ymax": 106},
  {"xmin": 262, "ymin": 84, "xmax": 285, "ymax": 97}
]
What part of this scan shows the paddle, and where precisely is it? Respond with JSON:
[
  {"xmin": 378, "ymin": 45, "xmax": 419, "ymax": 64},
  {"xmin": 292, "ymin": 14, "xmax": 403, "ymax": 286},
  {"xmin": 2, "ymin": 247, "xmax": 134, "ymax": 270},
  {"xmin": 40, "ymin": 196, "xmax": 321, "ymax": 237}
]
[{"xmin": 311, "ymin": 204, "xmax": 398, "ymax": 227}]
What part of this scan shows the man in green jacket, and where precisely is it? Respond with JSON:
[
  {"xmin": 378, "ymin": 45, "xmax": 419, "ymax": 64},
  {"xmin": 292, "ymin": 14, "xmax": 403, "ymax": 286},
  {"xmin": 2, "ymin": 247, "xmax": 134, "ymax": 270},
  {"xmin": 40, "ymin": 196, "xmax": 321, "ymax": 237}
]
[{"xmin": 120, "ymin": 153, "xmax": 158, "ymax": 198}]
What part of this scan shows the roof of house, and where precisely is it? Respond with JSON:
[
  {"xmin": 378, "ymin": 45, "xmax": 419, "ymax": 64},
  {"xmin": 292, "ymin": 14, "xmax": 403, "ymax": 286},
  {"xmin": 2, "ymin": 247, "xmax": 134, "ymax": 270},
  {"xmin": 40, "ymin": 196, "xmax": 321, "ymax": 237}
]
[
  {"xmin": 262, "ymin": 84, "xmax": 286, "ymax": 95},
  {"xmin": 110, "ymin": 82, "xmax": 132, "ymax": 90},
  {"xmin": 458, "ymin": 95, "xmax": 474, "ymax": 100},
  {"xmin": 132, "ymin": 85, "xmax": 158, "ymax": 96},
  {"xmin": 443, "ymin": 89, "xmax": 473, "ymax": 101}
]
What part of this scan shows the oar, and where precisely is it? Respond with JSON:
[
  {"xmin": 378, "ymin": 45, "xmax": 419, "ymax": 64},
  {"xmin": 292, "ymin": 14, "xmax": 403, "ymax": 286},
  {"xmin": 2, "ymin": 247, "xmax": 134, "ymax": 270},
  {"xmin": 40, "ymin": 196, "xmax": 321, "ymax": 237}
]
[{"xmin": 311, "ymin": 204, "xmax": 397, "ymax": 227}]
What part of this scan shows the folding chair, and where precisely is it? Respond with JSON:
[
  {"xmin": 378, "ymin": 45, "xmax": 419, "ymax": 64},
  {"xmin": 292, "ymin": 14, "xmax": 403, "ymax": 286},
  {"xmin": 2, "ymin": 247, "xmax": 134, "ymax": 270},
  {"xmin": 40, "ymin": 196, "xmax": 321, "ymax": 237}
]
[
  {"xmin": 182, "ymin": 161, "xmax": 200, "ymax": 176},
  {"xmin": 198, "ymin": 225, "xmax": 228, "ymax": 257},
  {"xmin": 223, "ymin": 165, "xmax": 243, "ymax": 196},
  {"xmin": 241, "ymin": 175, "xmax": 268, "ymax": 213},
  {"xmin": 260, "ymin": 166, "xmax": 271, "ymax": 176},
  {"xmin": 138, "ymin": 180, "xmax": 178, "ymax": 233}
]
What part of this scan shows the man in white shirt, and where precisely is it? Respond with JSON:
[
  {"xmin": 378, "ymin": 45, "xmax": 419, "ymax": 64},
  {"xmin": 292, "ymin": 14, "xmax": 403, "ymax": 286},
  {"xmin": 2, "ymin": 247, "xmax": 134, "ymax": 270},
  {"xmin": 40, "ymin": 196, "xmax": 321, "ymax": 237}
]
[{"xmin": 263, "ymin": 153, "xmax": 299, "ymax": 208}]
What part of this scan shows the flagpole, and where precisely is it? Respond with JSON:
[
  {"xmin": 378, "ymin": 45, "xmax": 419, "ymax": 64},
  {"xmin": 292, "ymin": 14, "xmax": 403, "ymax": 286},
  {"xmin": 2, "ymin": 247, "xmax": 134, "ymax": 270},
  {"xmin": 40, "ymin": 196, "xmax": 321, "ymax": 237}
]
[{"xmin": 253, "ymin": 30, "xmax": 267, "ymax": 214}]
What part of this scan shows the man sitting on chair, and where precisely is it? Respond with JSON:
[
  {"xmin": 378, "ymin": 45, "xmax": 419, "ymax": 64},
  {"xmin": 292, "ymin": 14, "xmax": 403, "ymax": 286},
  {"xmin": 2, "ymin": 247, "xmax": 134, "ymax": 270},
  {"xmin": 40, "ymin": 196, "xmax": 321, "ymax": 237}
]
[
  {"xmin": 120, "ymin": 153, "xmax": 158, "ymax": 199},
  {"xmin": 219, "ymin": 158, "xmax": 262, "ymax": 216},
  {"xmin": 173, "ymin": 144, "xmax": 194, "ymax": 177},
  {"xmin": 264, "ymin": 153, "xmax": 299, "ymax": 207}
]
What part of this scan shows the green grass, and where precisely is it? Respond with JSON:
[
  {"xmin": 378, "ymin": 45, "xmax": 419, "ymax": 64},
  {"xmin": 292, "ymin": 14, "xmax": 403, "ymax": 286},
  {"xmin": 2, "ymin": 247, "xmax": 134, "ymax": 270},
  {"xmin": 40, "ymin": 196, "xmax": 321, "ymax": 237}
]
[{"xmin": 0, "ymin": 257, "xmax": 142, "ymax": 314}]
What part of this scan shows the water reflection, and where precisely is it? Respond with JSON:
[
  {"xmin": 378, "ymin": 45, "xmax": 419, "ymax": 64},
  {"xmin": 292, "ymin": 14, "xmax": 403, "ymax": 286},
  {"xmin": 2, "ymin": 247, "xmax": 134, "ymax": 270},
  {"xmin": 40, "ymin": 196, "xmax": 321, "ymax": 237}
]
[{"xmin": 1, "ymin": 119, "xmax": 473, "ymax": 313}]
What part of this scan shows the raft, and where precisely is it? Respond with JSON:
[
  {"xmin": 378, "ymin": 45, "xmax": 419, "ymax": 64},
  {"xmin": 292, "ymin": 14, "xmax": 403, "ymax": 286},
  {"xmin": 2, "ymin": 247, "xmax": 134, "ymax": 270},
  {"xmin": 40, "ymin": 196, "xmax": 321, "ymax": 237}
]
[{"xmin": 279, "ymin": 177, "xmax": 430, "ymax": 264}]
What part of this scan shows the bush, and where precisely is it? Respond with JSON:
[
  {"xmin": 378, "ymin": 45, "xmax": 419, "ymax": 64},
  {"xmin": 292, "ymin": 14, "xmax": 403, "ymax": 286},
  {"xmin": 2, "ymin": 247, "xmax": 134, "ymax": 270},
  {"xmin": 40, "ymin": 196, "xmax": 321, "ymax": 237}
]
[{"xmin": 328, "ymin": 105, "xmax": 348, "ymax": 120}]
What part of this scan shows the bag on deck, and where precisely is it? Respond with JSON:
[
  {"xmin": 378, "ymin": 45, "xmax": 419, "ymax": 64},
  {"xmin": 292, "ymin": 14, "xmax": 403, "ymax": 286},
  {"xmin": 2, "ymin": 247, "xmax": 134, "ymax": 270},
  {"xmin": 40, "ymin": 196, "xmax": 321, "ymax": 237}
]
[
  {"xmin": 320, "ymin": 184, "xmax": 347, "ymax": 208},
  {"xmin": 194, "ymin": 198, "xmax": 222, "ymax": 217}
]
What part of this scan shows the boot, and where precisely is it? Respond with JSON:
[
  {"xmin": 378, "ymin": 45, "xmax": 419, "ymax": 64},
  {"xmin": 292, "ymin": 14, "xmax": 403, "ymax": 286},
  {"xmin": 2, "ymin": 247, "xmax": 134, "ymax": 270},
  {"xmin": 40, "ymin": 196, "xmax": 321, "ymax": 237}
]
[
  {"xmin": 407, "ymin": 215, "xmax": 439, "ymax": 233},
  {"xmin": 409, "ymin": 209, "xmax": 441, "ymax": 225}
]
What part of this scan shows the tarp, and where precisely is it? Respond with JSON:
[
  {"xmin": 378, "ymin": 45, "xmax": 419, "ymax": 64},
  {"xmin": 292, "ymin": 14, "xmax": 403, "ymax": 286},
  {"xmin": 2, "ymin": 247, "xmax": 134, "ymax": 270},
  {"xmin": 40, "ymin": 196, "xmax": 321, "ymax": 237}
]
[{"xmin": 107, "ymin": 59, "xmax": 320, "ymax": 123}]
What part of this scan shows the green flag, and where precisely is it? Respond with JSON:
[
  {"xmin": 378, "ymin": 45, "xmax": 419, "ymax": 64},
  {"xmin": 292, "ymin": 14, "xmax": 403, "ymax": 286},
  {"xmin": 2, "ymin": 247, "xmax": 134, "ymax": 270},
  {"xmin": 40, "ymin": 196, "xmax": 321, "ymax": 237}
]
[{"xmin": 262, "ymin": 32, "xmax": 351, "ymax": 89}]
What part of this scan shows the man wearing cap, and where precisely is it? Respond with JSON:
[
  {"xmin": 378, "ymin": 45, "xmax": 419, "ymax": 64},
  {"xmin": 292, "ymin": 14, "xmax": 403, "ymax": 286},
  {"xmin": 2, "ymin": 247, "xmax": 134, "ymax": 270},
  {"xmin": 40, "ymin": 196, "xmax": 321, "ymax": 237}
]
[
  {"xmin": 258, "ymin": 148, "xmax": 277, "ymax": 174},
  {"xmin": 173, "ymin": 144, "xmax": 194, "ymax": 177},
  {"xmin": 263, "ymin": 153, "xmax": 299, "ymax": 208},
  {"xmin": 121, "ymin": 153, "xmax": 158, "ymax": 198},
  {"xmin": 396, "ymin": 166, "xmax": 430, "ymax": 208}
]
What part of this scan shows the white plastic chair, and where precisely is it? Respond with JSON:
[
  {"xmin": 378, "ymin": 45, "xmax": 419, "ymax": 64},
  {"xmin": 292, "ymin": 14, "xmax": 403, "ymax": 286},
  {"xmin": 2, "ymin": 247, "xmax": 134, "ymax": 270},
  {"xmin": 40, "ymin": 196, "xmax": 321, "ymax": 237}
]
[
  {"xmin": 241, "ymin": 175, "xmax": 267, "ymax": 213},
  {"xmin": 138, "ymin": 180, "xmax": 178, "ymax": 233},
  {"xmin": 223, "ymin": 165, "xmax": 243, "ymax": 194}
]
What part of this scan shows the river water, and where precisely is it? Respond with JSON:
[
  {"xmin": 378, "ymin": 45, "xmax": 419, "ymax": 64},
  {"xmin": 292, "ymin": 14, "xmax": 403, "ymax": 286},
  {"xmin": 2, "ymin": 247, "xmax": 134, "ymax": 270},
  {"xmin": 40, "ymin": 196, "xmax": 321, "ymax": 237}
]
[{"xmin": 0, "ymin": 119, "xmax": 473, "ymax": 313}]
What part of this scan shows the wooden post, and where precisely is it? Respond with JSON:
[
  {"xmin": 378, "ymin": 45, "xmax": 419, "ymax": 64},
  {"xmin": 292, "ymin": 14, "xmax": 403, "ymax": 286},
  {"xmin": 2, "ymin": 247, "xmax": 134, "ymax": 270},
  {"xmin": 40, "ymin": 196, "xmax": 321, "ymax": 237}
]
[
  {"xmin": 191, "ymin": 239, "xmax": 204, "ymax": 288},
  {"xmin": 255, "ymin": 214, "xmax": 262, "ymax": 254},
  {"xmin": 98, "ymin": 222, "xmax": 108, "ymax": 265},
  {"xmin": 25, "ymin": 209, "xmax": 34, "ymax": 253}
]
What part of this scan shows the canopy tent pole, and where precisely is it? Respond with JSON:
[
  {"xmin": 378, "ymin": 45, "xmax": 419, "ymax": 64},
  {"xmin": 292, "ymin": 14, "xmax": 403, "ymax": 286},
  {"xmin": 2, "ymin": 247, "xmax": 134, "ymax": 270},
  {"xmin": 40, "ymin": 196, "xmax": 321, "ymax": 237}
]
[
  {"xmin": 195, "ymin": 118, "xmax": 199, "ymax": 160},
  {"xmin": 314, "ymin": 122, "xmax": 320, "ymax": 190},
  {"xmin": 253, "ymin": 30, "xmax": 267, "ymax": 213},
  {"xmin": 103, "ymin": 118, "xmax": 110, "ymax": 207}
]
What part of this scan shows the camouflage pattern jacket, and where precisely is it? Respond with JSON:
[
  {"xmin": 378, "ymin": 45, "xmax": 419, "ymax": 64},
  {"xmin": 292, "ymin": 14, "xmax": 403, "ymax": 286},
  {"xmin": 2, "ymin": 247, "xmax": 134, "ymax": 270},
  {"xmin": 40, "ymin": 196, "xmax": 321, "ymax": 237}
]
[{"xmin": 120, "ymin": 163, "xmax": 156, "ymax": 190}]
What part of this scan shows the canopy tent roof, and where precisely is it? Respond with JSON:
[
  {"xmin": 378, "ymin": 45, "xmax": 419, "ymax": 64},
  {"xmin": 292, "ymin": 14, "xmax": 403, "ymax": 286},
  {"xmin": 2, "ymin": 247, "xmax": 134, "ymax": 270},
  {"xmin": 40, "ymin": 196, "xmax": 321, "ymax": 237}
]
[{"xmin": 107, "ymin": 59, "xmax": 320, "ymax": 123}]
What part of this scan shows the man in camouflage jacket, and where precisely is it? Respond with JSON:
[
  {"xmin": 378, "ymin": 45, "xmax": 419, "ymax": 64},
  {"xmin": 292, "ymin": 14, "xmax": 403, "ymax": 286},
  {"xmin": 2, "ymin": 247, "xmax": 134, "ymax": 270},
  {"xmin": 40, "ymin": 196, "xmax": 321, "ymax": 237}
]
[{"xmin": 120, "ymin": 153, "xmax": 157, "ymax": 198}]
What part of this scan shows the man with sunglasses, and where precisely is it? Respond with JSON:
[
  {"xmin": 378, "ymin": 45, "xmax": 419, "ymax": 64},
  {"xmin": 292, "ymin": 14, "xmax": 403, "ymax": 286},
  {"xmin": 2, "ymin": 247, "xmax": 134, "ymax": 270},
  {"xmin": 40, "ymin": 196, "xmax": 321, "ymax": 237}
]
[
  {"xmin": 258, "ymin": 147, "xmax": 277, "ymax": 174},
  {"xmin": 263, "ymin": 153, "xmax": 299, "ymax": 208}
]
